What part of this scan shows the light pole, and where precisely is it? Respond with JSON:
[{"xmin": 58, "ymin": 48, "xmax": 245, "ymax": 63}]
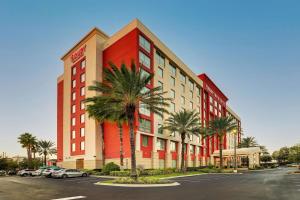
[{"xmin": 233, "ymin": 129, "xmax": 238, "ymax": 173}]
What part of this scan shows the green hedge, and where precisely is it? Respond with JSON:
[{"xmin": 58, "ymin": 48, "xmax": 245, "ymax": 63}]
[
  {"xmin": 110, "ymin": 170, "xmax": 130, "ymax": 177},
  {"xmin": 112, "ymin": 177, "xmax": 171, "ymax": 184},
  {"xmin": 102, "ymin": 162, "xmax": 120, "ymax": 175}
]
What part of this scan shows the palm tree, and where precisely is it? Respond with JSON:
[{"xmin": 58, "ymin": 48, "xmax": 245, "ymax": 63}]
[
  {"xmin": 18, "ymin": 133, "xmax": 37, "ymax": 163},
  {"xmin": 239, "ymin": 136, "xmax": 257, "ymax": 148},
  {"xmin": 208, "ymin": 116, "xmax": 237, "ymax": 169},
  {"xmin": 85, "ymin": 98, "xmax": 127, "ymax": 169},
  {"xmin": 38, "ymin": 140, "xmax": 56, "ymax": 166},
  {"xmin": 163, "ymin": 110, "xmax": 202, "ymax": 172},
  {"xmin": 86, "ymin": 62, "xmax": 170, "ymax": 178}
]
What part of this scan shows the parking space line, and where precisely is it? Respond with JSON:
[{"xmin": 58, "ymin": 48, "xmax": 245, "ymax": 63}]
[{"xmin": 52, "ymin": 196, "xmax": 86, "ymax": 200}]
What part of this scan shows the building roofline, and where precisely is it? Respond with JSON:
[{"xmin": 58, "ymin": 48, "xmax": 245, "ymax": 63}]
[
  {"xmin": 198, "ymin": 73, "xmax": 228, "ymax": 101},
  {"xmin": 226, "ymin": 105, "xmax": 241, "ymax": 120},
  {"xmin": 61, "ymin": 27, "xmax": 109, "ymax": 61}
]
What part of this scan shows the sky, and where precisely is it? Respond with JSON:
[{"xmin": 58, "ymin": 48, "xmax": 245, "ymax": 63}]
[{"xmin": 0, "ymin": 0, "xmax": 299, "ymax": 156}]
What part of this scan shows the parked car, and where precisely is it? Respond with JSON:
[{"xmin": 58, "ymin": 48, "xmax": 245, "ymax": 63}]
[
  {"xmin": 52, "ymin": 169, "xmax": 88, "ymax": 179},
  {"xmin": 7, "ymin": 170, "xmax": 17, "ymax": 175},
  {"xmin": 17, "ymin": 169, "xmax": 35, "ymax": 177},
  {"xmin": 42, "ymin": 167, "xmax": 62, "ymax": 178},
  {"xmin": 0, "ymin": 170, "xmax": 6, "ymax": 176}
]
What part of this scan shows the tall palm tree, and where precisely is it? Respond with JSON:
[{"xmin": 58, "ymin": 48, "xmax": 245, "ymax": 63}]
[
  {"xmin": 85, "ymin": 98, "xmax": 127, "ymax": 169},
  {"xmin": 86, "ymin": 62, "xmax": 170, "ymax": 178},
  {"xmin": 239, "ymin": 136, "xmax": 258, "ymax": 148},
  {"xmin": 208, "ymin": 116, "xmax": 237, "ymax": 169},
  {"xmin": 38, "ymin": 140, "xmax": 56, "ymax": 166},
  {"xmin": 163, "ymin": 110, "xmax": 202, "ymax": 172},
  {"xmin": 18, "ymin": 133, "xmax": 37, "ymax": 163}
]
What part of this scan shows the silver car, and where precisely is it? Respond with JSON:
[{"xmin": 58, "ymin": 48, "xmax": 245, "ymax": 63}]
[
  {"xmin": 17, "ymin": 169, "xmax": 36, "ymax": 177},
  {"xmin": 42, "ymin": 168, "xmax": 62, "ymax": 178},
  {"xmin": 52, "ymin": 169, "xmax": 88, "ymax": 179}
]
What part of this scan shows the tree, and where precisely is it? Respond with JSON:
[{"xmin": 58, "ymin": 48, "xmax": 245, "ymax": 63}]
[
  {"xmin": 208, "ymin": 116, "xmax": 237, "ymax": 169},
  {"xmin": 85, "ymin": 97, "xmax": 127, "ymax": 169},
  {"xmin": 278, "ymin": 147, "xmax": 289, "ymax": 164},
  {"xmin": 37, "ymin": 140, "xmax": 56, "ymax": 166},
  {"xmin": 86, "ymin": 62, "xmax": 170, "ymax": 178},
  {"xmin": 272, "ymin": 151, "xmax": 279, "ymax": 162},
  {"xmin": 18, "ymin": 133, "xmax": 37, "ymax": 163},
  {"xmin": 288, "ymin": 144, "xmax": 300, "ymax": 164},
  {"xmin": 239, "ymin": 136, "xmax": 257, "ymax": 148},
  {"xmin": 163, "ymin": 110, "xmax": 201, "ymax": 172},
  {"xmin": 260, "ymin": 154, "xmax": 272, "ymax": 163}
]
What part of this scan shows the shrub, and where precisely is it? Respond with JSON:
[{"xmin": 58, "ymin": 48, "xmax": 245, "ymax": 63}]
[
  {"xmin": 110, "ymin": 170, "xmax": 130, "ymax": 177},
  {"xmin": 102, "ymin": 162, "xmax": 120, "ymax": 175},
  {"xmin": 112, "ymin": 177, "xmax": 171, "ymax": 184},
  {"xmin": 198, "ymin": 167, "xmax": 222, "ymax": 173},
  {"xmin": 186, "ymin": 167, "xmax": 199, "ymax": 172}
]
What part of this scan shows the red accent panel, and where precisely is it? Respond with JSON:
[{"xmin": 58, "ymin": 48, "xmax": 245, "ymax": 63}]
[
  {"xmin": 157, "ymin": 139, "xmax": 166, "ymax": 159},
  {"xmin": 57, "ymin": 80, "xmax": 64, "ymax": 162},
  {"xmin": 171, "ymin": 141, "xmax": 178, "ymax": 160}
]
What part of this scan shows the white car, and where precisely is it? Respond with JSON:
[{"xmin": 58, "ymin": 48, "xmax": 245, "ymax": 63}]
[
  {"xmin": 42, "ymin": 168, "xmax": 62, "ymax": 178},
  {"xmin": 31, "ymin": 169, "xmax": 43, "ymax": 176},
  {"xmin": 17, "ymin": 169, "xmax": 35, "ymax": 177},
  {"xmin": 52, "ymin": 169, "xmax": 88, "ymax": 179}
]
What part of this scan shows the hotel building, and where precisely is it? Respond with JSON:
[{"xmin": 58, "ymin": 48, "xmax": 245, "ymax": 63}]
[{"xmin": 57, "ymin": 19, "xmax": 241, "ymax": 169}]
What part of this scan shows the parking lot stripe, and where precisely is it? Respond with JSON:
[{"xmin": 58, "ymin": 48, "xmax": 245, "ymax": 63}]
[{"xmin": 51, "ymin": 196, "xmax": 86, "ymax": 200}]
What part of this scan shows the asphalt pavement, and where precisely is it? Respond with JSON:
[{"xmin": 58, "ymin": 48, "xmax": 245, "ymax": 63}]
[{"xmin": 0, "ymin": 167, "xmax": 299, "ymax": 200}]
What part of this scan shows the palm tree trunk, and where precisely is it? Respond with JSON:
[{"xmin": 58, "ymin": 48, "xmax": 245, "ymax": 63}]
[
  {"xmin": 219, "ymin": 136, "xmax": 223, "ymax": 169},
  {"xmin": 44, "ymin": 153, "xmax": 47, "ymax": 166},
  {"xmin": 118, "ymin": 123, "xmax": 124, "ymax": 170},
  {"xmin": 128, "ymin": 118, "xmax": 137, "ymax": 179},
  {"xmin": 181, "ymin": 133, "xmax": 186, "ymax": 172},
  {"xmin": 27, "ymin": 148, "xmax": 31, "ymax": 162}
]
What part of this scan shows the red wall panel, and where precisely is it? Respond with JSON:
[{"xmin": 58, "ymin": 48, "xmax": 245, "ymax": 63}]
[{"xmin": 57, "ymin": 80, "xmax": 64, "ymax": 162}]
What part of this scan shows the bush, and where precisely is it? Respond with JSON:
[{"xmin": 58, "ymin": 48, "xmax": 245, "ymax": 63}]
[
  {"xmin": 102, "ymin": 162, "xmax": 120, "ymax": 175},
  {"xmin": 112, "ymin": 177, "xmax": 171, "ymax": 184},
  {"xmin": 110, "ymin": 170, "xmax": 130, "ymax": 177},
  {"xmin": 198, "ymin": 167, "xmax": 222, "ymax": 173},
  {"xmin": 186, "ymin": 167, "xmax": 200, "ymax": 172}
]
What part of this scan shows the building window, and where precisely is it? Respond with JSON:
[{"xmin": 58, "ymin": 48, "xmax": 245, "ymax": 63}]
[
  {"xmin": 172, "ymin": 160, "xmax": 177, "ymax": 168},
  {"xmin": 72, "ymin": 143, "xmax": 76, "ymax": 152},
  {"xmin": 196, "ymin": 87, "xmax": 200, "ymax": 96},
  {"xmin": 157, "ymin": 67, "xmax": 163, "ymax": 78},
  {"xmin": 197, "ymin": 106, "xmax": 201, "ymax": 114},
  {"xmin": 80, "ymin": 101, "xmax": 85, "ymax": 110},
  {"xmin": 139, "ymin": 102, "xmax": 150, "ymax": 116},
  {"xmin": 170, "ymin": 77, "xmax": 175, "ymax": 87},
  {"xmin": 80, "ymin": 114, "xmax": 85, "ymax": 123},
  {"xmin": 190, "ymin": 91, "xmax": 193, "ymax": 99},
  {"xmin": 190, "ymin": 145, "xmax": 195, "ymax": 154},
  {"xmin": 155, "ymin": 51, "xmax": 165, "ymax": 67},
  {"xmin": 170, "ymin": 102, "xmax": 175, "ymax": 112},
  {"xmin": 139, "ymin": 118, "xmax": 151, "ymax": 133},
  {"xmin": 72, "ymin": 79, "xmax": 76, "ymax": 88},
  {"xmin": 156, "ymin": 138, "xmax": 165, "ymax": 150},
  {"xmin": 80, "ymin": 73, "xmax": 85, "ymax": 82},
  {"xmin": 189, "ymin": 80, "xmax": 194, "ymax": 90},
  {"xmin": 209, "ymin": 96, "xmax": 213, "ymax": 104},
  {"xmin": 181, "ymin": 84, "xmax": 185, "ymax": 93},
  {"xmin": 139, "ymin": 51, "xmax": 150, "ymax": 69},
  {"xmin": 80, "ymin": 128, "xmax": 85, "ymax": 137},
  {"xmin": 158, "ymin": 81, "xmax": 163, "ymax": 92},
  {"xmin": 71, "ymin": 130, "xmax": 76, "ymax": 139},
  {"xmin": 197, "ymin": 97, "xmax": 200, "ymax": 104},
  {"xmin": 72, "ymin": 105, "xmax": 76, "ymax": 113},
  {"xmin": 72, "ymin": 67, "xmax": 76, "ymax": 76},
  {"xmin": 157, "ymin": 123, "xmax": 163, "ymax": 134},
  {"xmin": 180, "ymin": 72, "xmax": 186, "ymax": 83},
  {"xmin": 170, "ymin": 89, "xmax": 175, "ymax": 100},
  {"xmin": 181, "ymin": 96, "xmax": 185, "ymax": 105},
  {"xmin": 140, "ymin": 68, "xmax": 151, "ymax": 81},
  {"xmin": 139, "ymin": 35, "xmax": 151, "ymax": 53},
  {"xmin": 170, "ymin": 141, "xmax": 176, "ymax": 152},
  {"xmin": 80, "ymin": 141, "xmax": 85, "ymax": 151},
  {"xmin": 81, "ymin": 60, "xmax": 86, "ymax": 69},
  {"xmin": 190, "ymin": 101, "xmax": 193, "ymax": 109},
  {"xmin": 142, "ymin": 135, "xmax": 149, "ymax": 147},
  {"xmin": 169, "ymin": 64, "xmax": 176, "ymax": 76},
  {"xmin": 72, "ymin": 92, "xmax": 76, "ymax": 101},
  {"xmin": 72, "ymin": 118, "xmax": 76, "ymax": 126},
  {"xmin": 80, "ymin": 87, "xmax": 85, "ymax": 96}
]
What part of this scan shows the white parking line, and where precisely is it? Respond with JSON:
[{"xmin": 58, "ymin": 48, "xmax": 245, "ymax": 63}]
[{"xmin": 52, "ymin": 196, "xmax": 86, "ymax": 200}]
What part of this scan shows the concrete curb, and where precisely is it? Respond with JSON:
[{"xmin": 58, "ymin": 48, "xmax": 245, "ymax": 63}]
[{"xmin": 94, "ymin": 181, "xmax": 180, "ymax": 187}]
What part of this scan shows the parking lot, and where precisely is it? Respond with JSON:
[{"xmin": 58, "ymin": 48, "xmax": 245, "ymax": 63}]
[{"xmin": 0, "ymin": 168, "xmax": 299, "ymax": 200}]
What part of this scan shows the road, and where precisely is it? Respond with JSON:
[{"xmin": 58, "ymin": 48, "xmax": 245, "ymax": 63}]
[{"xmin": 0, "ymin": 168, "xmax": 299, "ymax": 200}]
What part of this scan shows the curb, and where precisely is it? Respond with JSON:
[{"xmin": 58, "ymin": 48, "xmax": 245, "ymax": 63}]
[{"xmin": 94, "ymin": 181, "xmax": 180, "ymax": 187}]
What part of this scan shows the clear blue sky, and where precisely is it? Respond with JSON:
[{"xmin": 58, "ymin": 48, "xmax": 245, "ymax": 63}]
[{"xmin": 0, "ymin": 0, "xmax": 299, "ymax": 156}]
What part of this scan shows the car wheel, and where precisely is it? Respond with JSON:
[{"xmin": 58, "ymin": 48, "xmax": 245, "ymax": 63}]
[
  {"xmin": 82, "ymin": 173, "xmax": 87, "ymax": 177},
  {"xmin": 23, "ymin": 173, "xmax": 28, "ymax": 177},
  {"xmin": 62, "ymin": 174, "xmax": 67, "ymax": 179}
]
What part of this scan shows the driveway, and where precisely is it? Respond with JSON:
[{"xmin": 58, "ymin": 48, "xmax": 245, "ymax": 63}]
[{"xmin": 0, "ymin": 168, "xmax": 299, "ymax": 200}]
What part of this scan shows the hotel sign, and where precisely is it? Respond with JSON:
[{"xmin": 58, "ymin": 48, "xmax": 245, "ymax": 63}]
[{"xmin": 71, "ymin": 45, "xmax": 86, "ymax": 63}]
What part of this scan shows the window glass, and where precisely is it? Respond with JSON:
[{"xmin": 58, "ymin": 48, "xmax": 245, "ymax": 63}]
[
  {"xmin": 72, "ymin": 92, "xmax": 76, "ymax": 101},
  {"xmin": 190, "ymin": 101, "xmax": 193, "ymax": 109},
  {"xmin": 139, "ymin": 118, "xmax": 151, "ymax": 133},
  {"xmin": 156, "ymin": 138, "xmax": 165, "ymax": 150},
  {"xmin": 170, "ymin": 102, "xmax": 175, "ymax": 112},
  {"xmin": 170, "ymin": 89, "xmax": 175, "ymax": 99},
  {"xmin": 190, "ymin": 145, "xmax": 195, "ymax": 154},
  {"xmin": 181, "ymin": 84, "xmax": 185, "ymax": 93},
  {"xmin": 140, "ymin": 68, "xmax": 151, "ymax": 80},
  {"xmin": 80, "ymin": 141, "xmax": 85, "ymax": 151},
  {"xmin": 196, "ymin": 87, "xmax": 200, "ymax": 96},
  {"xmin": 158, "ymin": 67, "xmax": 163, "ymax": 78},
  {"xmin": 189, "ymin": 80, "xmax": 194, "ymax": 90},
  {"xmin": 197, "ymin": 97, "xmax": 200, "ymax": 104},
  {"xmin": 155, "ymin": 51, "xmax": 165, "ymax": 67},
  {"xmin": 142, "ymin": 135, "xmax": 149, "ymax": 147},
  {"xmin": 169, "ymin": 64, "xmax": 176, "ymax": 76},
  {"xmin": 80, "ymin": 114, "xmax": 85, "ymax": 123},
  {"xmin": 170, "ymin": 77, "xmax": 175, "ymax": 86},
  {"xmin": 139, "ymin": 35, "xmax": 151, "ymax": 53},
  {"xmin": 80, "ymin": 128, "xmax": 85, "ymax": 137},
  {"xmin": 72, "ymin": 130, "xmax": 75, "ymax": 139},
  {"xmin": 190, "ymin": 91, "xmax": 193, "ymax": 99},
  {"xmin": 157, "ymin": 123, "xmax": 163, "ymax": 134},
  {"xmin": 72, "ymin": 67, "xmax": 76, "ymax": 76},
  {"xmin": 80, "ymin": 87, "xmax": 85, "ymax": 96},
  {"xmin": 72, "ymin": 80, "xmax": 76, "ymax": 88},
  {"xmin": 139, "ymin": 102, "xmax": 150, "ymax": 116},
  {"xmin": 81, "ymin": 60, "xmax": 86, "ymax": 68},
  {"xmin": 139, "ymin": 51, "xmax": 151, "ymax": 68},
  {"xmin": 181, "ymin": 96, "xmax": 185, "ymax": 105},
  {"xmin": 72, "ymin": 143, "xmax": 76, "ymax": 152},
  {"xmin": 72, "ymin": 118, "xmax": 76, "ymax": 126},
  {"xmin": 180, "ymin": 72, "xmax": 186, "ymax": 83},
  {"xmin": 72, "ymin": 105, "xmax": 76, "ymax": 113},
  {"xmin": 80, "ymin": 101, "xmax": 85, "ymax": 110},
  {"xmin": 158, "ymin": 81, "xmax": 163, "ymax": 91},
  {"xmin": 170, "ymin": 141, "xmax": 176, "ymax": 152},
  {"xmin": 81, "ymin": 73, "xmax": 85, "ymax": 82}
]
